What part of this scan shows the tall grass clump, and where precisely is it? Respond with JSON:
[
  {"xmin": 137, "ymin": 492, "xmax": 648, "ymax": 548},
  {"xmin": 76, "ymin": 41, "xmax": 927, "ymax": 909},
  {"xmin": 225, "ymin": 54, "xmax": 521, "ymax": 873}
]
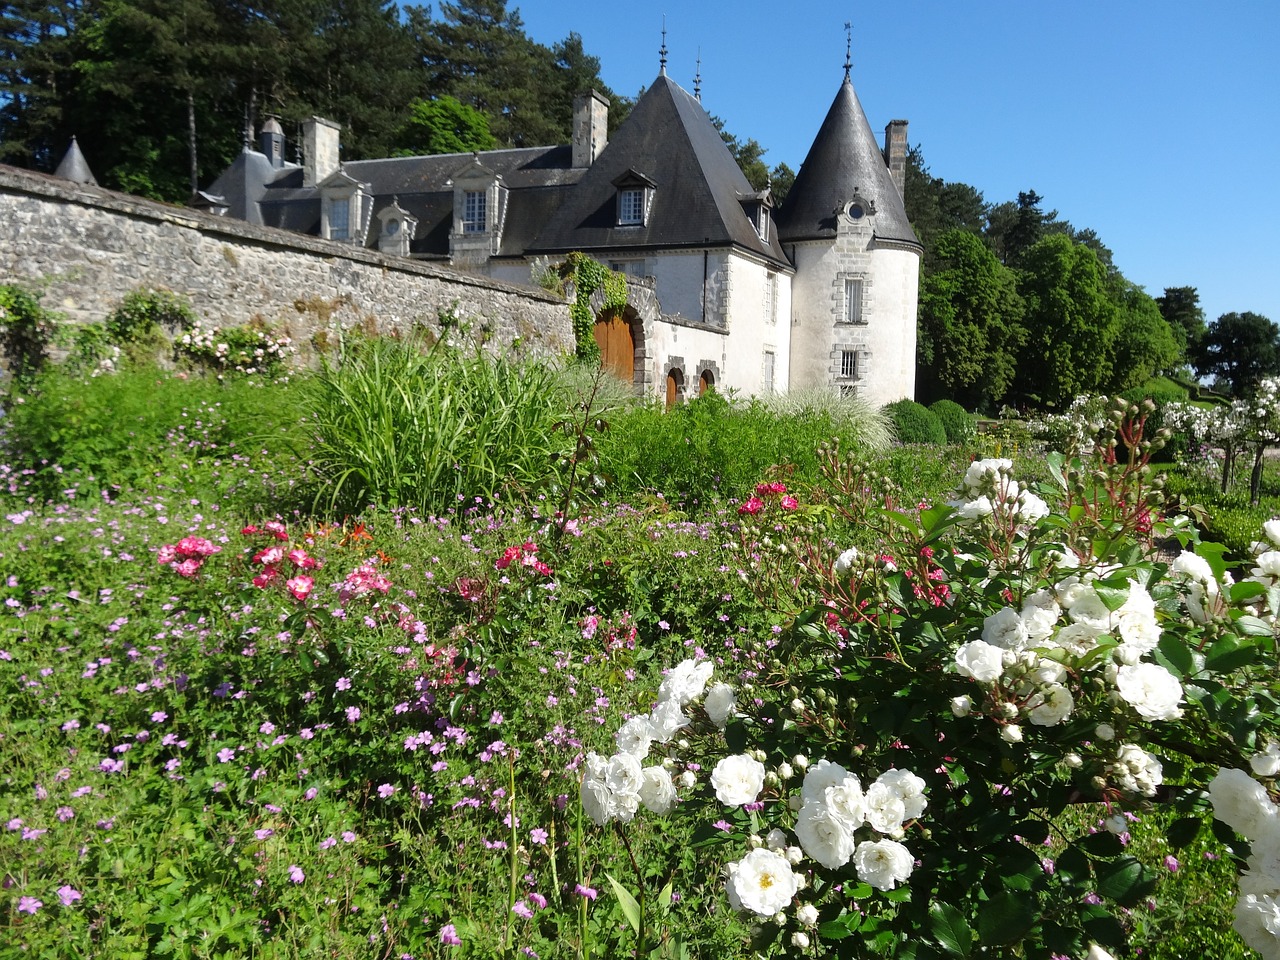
[
  {"xmin": 598, "ymin": 389, "xmax": 893, "ymax": 506},
  {"xmin": 305, "ymin": 335, "xmax": 573, "ymax": 514}
]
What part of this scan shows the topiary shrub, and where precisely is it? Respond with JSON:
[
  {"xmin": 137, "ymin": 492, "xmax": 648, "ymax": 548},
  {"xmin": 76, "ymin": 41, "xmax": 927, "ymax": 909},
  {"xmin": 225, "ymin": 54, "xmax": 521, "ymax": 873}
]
[
  {"xmin": 928, "ymin": 399, "xmax": 976, "ymax": 445},
  {"xmin": 884, "ymin": 398, "xmax": 946, "ymax": 445}
]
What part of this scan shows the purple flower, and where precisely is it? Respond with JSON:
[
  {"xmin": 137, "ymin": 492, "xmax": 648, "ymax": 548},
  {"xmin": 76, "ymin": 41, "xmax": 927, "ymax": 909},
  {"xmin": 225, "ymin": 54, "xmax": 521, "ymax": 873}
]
[
  {"xmin": 336, "ymin": 677, "xmax": 352, "ymax": 691},
  {"xmin": 439, "ymin": 923, "xmax": 462, "ymax": 945},
  {"xmin": 378, "ymin": 783, "xmax": 396, "ymax": 799},
  {"xmin": 216, "ymin": 748, "xmax": 235, "ymax": 763},
  {"xmin": 575, "ymin": 884, "xmax": 598, "ymax": 901},
  {"xmin": 530, "ymin": 828, "xmax": 548, "ymax": 846},
  {"xmin": 17, "ymin": 896, "xmax": 42, "ymax": 914},
  {"xmin": 511, "ymin": 900, "xmax": 534, "ymax": 919},
  {"xmin": 254, "ymin": 828, "xmax": 275, "ymax": 840},
  {"xmin": 1164, "ymin": 855, "xmax": 1180, "ymax": 872},
  {"xmin": 56, "ymin": 806, "xmax": 74, "ymax": 822},
  {"xmin": 529, "ymin": 892, "xmax": 547, "ymax": 910},
  {"xmin": 345, "ymin": 706, "xmax": 361, "ymax": 723},
  {"xmin": 57, "ymin": 885, "xmax": 82, "ymax": 906},
  {"xmin": 259, "ymin": 721, "xmax": 276, "ymax": 735},
  {"xmin": 342, "ymin": 831, "xmax": 357, "ymax": 843},
  {"xmin": 304, "ymin": 787, "xmax": 318, "ymax": 801},
  {"xmin": 151, "ymin": 711, "xmax": 168, "ymax": 723},
  {"xmin": 288, "ymin": 864, "xmax": 305, "ymax": 883}
]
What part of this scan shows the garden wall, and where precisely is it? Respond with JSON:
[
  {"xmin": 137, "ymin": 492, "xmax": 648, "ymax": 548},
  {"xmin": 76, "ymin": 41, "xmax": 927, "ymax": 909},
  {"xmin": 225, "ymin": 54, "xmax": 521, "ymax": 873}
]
[{"xmin": 0, "ymin": 164, "xmax": 572, "ymax": 357}]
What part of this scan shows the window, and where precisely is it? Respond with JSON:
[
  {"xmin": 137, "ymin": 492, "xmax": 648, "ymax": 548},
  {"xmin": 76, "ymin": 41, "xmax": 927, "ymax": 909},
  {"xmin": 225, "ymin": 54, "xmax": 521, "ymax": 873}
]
[
  {"xmin": 762, "ymin": 351, "xmax": 775, "ymax": 395},
  {"xmin": 463, "ymin": 190, "xmax": 486, "ymax": 234},
  {"xmin": 765, "ymin": 271, "xmax": 778, "ymax": 325},
  {"xmin": 756, "ymin": 206, "xmax": 769, "ymax": 242},
  {"xmin": 844, "ymin": 279, "xmax": 863, "ymax": 324},
  {"xmin": 608, "ymin": 260, "xmax": 646, "ymax": 278},
  {"xmin": 328, "ymin": 198, "xmax": 349, "ymax": 241},
  {"xmin": 618, "ymin": 188, "xmax": 644, "ymax": 225},
  {"xmin": 840, "ymin": 384, "xmax": 858, "ymax": 398},
  {"xmin": 841, "ymin": 349, "xmax": 859, "ymax": 380}
]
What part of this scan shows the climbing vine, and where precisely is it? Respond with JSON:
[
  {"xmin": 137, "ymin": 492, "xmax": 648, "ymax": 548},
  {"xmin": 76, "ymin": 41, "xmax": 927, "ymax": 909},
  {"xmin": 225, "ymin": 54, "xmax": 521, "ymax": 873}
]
[{"xmin": 557, "ymin": 252, "xmax": 629, "ymax": 362}]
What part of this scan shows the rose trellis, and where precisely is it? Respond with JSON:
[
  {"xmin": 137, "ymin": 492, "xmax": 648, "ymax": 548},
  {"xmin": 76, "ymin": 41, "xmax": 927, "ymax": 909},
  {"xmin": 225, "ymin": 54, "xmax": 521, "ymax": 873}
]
[{"xmin": 582, "ymin": 401, "xmax": 1280, "ymax": 959}]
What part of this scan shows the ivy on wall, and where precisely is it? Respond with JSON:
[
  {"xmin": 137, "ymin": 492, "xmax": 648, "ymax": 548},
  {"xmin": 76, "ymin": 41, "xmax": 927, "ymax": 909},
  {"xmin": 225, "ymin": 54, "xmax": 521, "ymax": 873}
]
[{"xmin": 557, "ymin": 252, "xmax": 629, "ymax": 362}]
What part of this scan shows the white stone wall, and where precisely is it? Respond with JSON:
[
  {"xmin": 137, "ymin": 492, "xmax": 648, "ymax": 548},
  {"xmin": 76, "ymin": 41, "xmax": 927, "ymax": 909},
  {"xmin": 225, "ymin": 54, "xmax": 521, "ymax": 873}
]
[
  {"xmin": 722, "ymin": 254, "xmax": 791, "ymax": 396},
  {"xmin": 788, "ymin": 221, "xmax": 919, "ymax": 406}
]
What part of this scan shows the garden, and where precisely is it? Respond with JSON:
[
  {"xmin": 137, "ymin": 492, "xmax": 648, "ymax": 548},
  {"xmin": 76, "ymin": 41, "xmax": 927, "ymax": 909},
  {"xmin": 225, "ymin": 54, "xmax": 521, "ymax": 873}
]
[{"xmin": 4, "ymin": 285, "xmax": 1280, "ymax": 960}]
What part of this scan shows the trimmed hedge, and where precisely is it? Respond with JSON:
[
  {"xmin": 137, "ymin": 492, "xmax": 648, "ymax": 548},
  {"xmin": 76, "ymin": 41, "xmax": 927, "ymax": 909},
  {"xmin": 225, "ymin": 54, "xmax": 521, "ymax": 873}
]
[
  {"xmin": 885, "ymin": 398, "xmax": 947, "ymax": 445},
  {"xmin": 928, "ymin": 399, "xmax": 976, "ymax": 444}
]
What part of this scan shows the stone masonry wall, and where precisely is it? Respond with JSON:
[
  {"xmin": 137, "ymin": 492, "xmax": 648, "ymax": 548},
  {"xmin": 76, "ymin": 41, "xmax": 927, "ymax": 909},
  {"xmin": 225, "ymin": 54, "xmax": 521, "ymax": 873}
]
[{"xmin": 0, "ymin": 165, "xmax": 572, "ymax": 358}]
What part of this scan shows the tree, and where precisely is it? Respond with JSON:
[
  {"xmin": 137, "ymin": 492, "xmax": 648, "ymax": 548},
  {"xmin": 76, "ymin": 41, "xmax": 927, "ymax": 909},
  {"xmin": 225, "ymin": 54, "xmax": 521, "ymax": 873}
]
[
  {"xmin": 1013, "ymin": 233, "xmax": 1120, "ymax": 406},
  {"xmin": 1156, "ymin": 286, "xmax": 1207, "ymax": 362},
  {"xmin": 393, "ymin": 95, "xmax": 496, "ymax": 155},
  {"xmin": 1108, "ymin": 283, "xmax": 1181, "ymax": 390},
  {"xmin": 1193, "ymin": 311, "xmax": 1280, "ymax": 397},
  {"xmin": 903, "ymin": 146, "xmax": 987, "ymax": 268},
  {"xmin": 916, "ymin": 229, "xmax": 1024, "ymax": 411},
  {"xmin": 0, "ymin": 0, "xmax": 86, "ymax": 169}
]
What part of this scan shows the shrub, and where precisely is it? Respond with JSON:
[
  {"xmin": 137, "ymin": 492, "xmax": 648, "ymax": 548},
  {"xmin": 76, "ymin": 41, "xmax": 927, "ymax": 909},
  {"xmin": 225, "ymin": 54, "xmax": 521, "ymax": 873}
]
[
  {"xmin": 176, "ymin": 322, "xmax": 295, "ymax": 377},
  {"xmin": 928, "ymin": 398, "xmax": 976, "ymax": 444},
  {"xmin": 0, "ymin": 283, "xmax": 60, "ymax": 385},
  {"xmin": 305, "ymin": 335, "xmax": 573, "ymax": 514},
  {"xmin": 105, "ymin": 288, "xmax": 197, "ymax": 365},
  {"xmin": 883, "ymin": 398, "xmax": 946, "ymax": 445}
]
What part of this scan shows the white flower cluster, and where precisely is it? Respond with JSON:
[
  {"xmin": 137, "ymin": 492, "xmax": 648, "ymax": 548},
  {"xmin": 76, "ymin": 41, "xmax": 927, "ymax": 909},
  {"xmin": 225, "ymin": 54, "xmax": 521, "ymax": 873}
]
[
  {"xmin": 949, "ymin": 458, "xmax": 1049, "ymax": 525},
  {"xmin": 1248, "ymin": 521, "xmax": 1280, "ymax": 597},
  {"xmin": 178, "ymin": 324, "xmax": 295, "ymax": 374},
  {"xmin": 1209, "ymin": 767, "xmax": 1280, "ymax": 959},
  {"xmin": 1025, "ymin": 395, "xmax": 1111, "ymax": 457},
  {"xmin": 581, "ymin": 658, "xmax": 736, "ymax": 826},
  {"xmin": 1170, "ymin": 549, "xmax": 1232, "ymax": 624}
]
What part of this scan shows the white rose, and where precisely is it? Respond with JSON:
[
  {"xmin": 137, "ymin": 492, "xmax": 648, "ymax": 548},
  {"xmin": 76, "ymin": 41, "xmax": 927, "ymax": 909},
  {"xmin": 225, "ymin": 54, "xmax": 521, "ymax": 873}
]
[
  {"xmin": 1266, "ymin": 519, "xmax": 1280, "ymax": 548},
  {"xmin": 703, "ymin": 683, "xmax": 737, "ymax": 728},
  {"xmin": 951, "ymin": 695, "xmax": 973, "ymax": 717},
  {"xmin": 615, "ymin": 715, "xmax": 655, "ymax": 758},
  {"xmin": 864, "ymin": 781, "xmax": 908, "ymax": 836},
  {"xmin": 1232, "ymin": 893, "xmax": 1280, "ymax": 960},
  {"xmin": 1111, "ymin": 743, "xmax": 1163, "ymax": 797},
  {"xmin": 1001, "ymin": 724, "xmax": 1024, "ymax": 744},
  {"xmin": 1242, "ymin": 823, "xmax": 1280, "ymax": 890},
  {"xmin": 795, "ymin": 903, "xmax": 819, "ymax": 927},
  {"xmin": 794, "ymin": 799, "xmax": 858, "ymax": 869},
  {"xmin": 1085, "ymin": 945, "xmax": 1118, "ymax": 960},
  {"xmin": 1254, "ymin": 551, "xmax": 1280, "ymax": 580},
  {"xmin": 1068, "ymin": 590, "xmax": 1112, "ymax": 632},
  {"xmin": 853, "ymin": 839, "xmax": 915, "ymax": 891},
  {"xmin": 954, "ymin": 639, "xmax": 1004, "ymax": 682},
  {"xmin": 580, "ymin": 770, "xmax": 613, "ymax": 825},
  {"xmin": 1252, "ymin": 743, "xmax": 1280, "ymax": 778},
  {"xmin": 824, "ymin": 776, "xmax": 868, "ymax": 830},
  {"xmin": 649, "ymin": 697, "xmax": 690, "ymax": 741},
  {"xmin": 801, "ymin": 760, "xmax": 850, "ymax": 806},
  {"xmin": 983, "ymin": 606, "xmax": 1029, "ymax": 652},
  {"xmin": 1096, "ymin": 723, "xmax": 1116, "ymax": 741},
  {"xmin": 874, "ymin": 769, "xmax": 928, "ymax": 820},
  {"xmin": 1027, "ymin": 683, "xmax": 1074, "ymax": 726},
  {"xmin": 657, "ymin": 658, "xmax": 714, "ymax": 706},
  {"xmin": 1172, "ymin": 551, "xmax": 1214, "ymax": 583},
  {"xmin": 711, "ymin": 754, "xmax": 766, "ymax": 807},
  {"xmin": 638, "ymin": 766, "xmax": 678, "ymax": 814},
  {"xmin": 955, "ymin": 495, "xmax": 994, "ymax": 521},
  {"xmin": 1209, "ymin": 767, "xmax": 1278, "ymax": 840},
  {"xmin": 833, "ymin": 546, "xmax": 860, "ymax": 574},
  {"xmin": 724, "ymin": 848, "xmax": 799, "ymax": 916},
  {"xmin": 1020, "ymin": 590, "xmax": 1061, "ymax": 642},
  {"xmin": 678, "ymin": 770, "xmax": 697, "ymax": 790},
  {"xmin": 1015, "ymin": 489, "xmax": 1049, "ymax": 522},
  {"xmin": 1116, "ymin": 663, "xmax": 1183, "ymax": 721},
  {"xmin": 1053, "ymin": 621, "xmax": 1104, "ymax": 656},
  {"xmin": 777, "ymin": 761, "xmax": 794, "ymax": 781},
  {"xmin": 963, "ymin": 458, "xmax": 1012, "ymax": 493}
]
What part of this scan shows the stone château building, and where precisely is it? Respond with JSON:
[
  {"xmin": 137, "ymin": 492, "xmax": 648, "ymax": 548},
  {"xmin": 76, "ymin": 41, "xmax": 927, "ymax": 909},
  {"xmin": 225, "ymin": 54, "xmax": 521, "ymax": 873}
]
[{"xmin": 201, "ymin": 60, "xmax": 920, "ymax": 405}]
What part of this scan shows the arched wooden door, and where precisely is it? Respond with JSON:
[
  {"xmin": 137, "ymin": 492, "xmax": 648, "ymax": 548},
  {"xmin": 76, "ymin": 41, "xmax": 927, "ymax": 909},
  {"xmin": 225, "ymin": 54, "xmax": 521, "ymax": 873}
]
[
  {"xmin": 593, "ymin": 314, "xmax": 634, "ymax": 385},
  {"xmin": 665, "ymin": 368, "xmax": 684, "ymax": 409},
  {"xmin": 699, "ymin": 370, "xmax": 714, "ymax": 395}
]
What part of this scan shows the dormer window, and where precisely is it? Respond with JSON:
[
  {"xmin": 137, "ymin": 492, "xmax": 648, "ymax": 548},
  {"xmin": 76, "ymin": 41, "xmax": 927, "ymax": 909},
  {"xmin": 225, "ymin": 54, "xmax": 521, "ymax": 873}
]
[
  {"xmin": 463, "ymin": 190, "xmax": 487, "ymax": 234},
  {"xmin": 328, "ymin": 198, "xmax": 350, "ymax": 240},
  {"xmin": 612, "ymin": 168, "xmax": 656, "ymax": 227},
  {"xmin": 377, "ymin": 199, "xmax": 417, "ymax": 257},
  {"xmin": 318, "ymin": 168, "xmax": 370, "ymax": 244},
  {"xmin": 618, "ymin": 189, "xmax": 644, "ymax": 225},
  {"xmin": 740, "ymin": 189, "xmax": 774, "ymax": 244}
]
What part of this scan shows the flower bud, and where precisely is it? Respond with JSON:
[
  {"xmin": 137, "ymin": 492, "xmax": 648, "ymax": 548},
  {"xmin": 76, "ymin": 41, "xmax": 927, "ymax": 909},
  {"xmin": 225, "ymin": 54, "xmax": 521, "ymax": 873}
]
[
  {"xmin": 678, "ymin": 771, "xmax": 697, "ymax": 789},
  {"xmin": 777, "ymin": 762, "xmax": 794, "ymax": 781},
  {"xmin": 796, "ymin": 903, "xmax": 819, "ymax": 927},
  {"xmin": 785, "ymin": 845, "xmax": 804, "ymax": 865},
  {"xmin": 1104, "ymin": 814, "xmax": 1128, "ymax": 835},
  {"xmin": 1091, "ymin": 775, "xmax": 1108, "ymax": 790},
  {"xmin": 1064, "ymin": 752, "xmax": 1083, "ymax": 769},
  {"xmin": 678, "ymin": 739, "xmax": 690, "ymax": 750},
  {"xmin": 766, "ymin": 828, "xmax": 788, "ymax": 850},
  {"xmin": 748, "ymin": 833, "xmax": 763, "ymax": 849},
  {"xmin": 793, "ymin": 754, "xmax": 809, "ymax": 770},
  {"xmin": 951, "ymin": 695, "xmax": 972, "ymax": 717},
  {"xmin": 790, "ymin": 699, "xmax": 806, "ymax": 715},
  {"xmin": 1001, "ymin": 724, "xmax": 1023, "ymax": 743},
  {"xmin": 1096, "ymin": 723, "xmax": 1115, "ymax": 741},
  {"xmin": 999, "ymin": 702, "xmax": 1018, "ymax": 720},
  {"xmin": 791, "ymin": 932, "xmax": 811, "ymax": 949},
  {"xmin": 788, "ymin": 795, "xmax": 802, "ymax": 812}
]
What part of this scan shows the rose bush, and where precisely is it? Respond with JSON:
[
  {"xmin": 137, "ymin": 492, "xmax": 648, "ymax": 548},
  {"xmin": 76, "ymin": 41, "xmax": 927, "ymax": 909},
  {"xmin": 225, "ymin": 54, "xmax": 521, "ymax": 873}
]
[{"xmin": 583, "ymin": 399, "xmax": 1280, "ymax": 959}]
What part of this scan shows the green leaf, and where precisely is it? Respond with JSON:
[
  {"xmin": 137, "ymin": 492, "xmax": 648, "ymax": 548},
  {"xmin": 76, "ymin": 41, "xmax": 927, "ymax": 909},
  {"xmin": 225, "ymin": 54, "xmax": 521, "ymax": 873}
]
[
  {"xmin": 1094, "ymin": 857, "xmax": 1156, "ymax": 907},
  {"xmin": 976, "ymin": 890, "xmax": 1036, "ymax": 946},
  {"xmin": 1156, "ymin": 633, "xmax": 1195, "ymax": 678},
  {"xmin": 1207, "ymin": 636, "xmax": 1260, "ymax": 672},
  {"xmin": 928, "ymin": 902, "xmax": 973, "ymax": 958},
  {"xmin": 604, "ymin": 872, "xmax": 641, "ymax": 935},
  {"xmin": 1166, "ymin": 816, "xmax": 1202, "ymax": 849},
  {"xmin": 1077, "ymin": 832, "xmax": 1124, "ymax": 858},
  {"xmin": 1082, "ymin": 909, "xmax": 1126, "ymax": 947},
  {"xmin": 1235, "ymin": 616, "xmax": 1275, "ymax": 639},
  {"xmin": 818, "ymin": 911, "xmax": 861, "ymax": 940},
  {"xmin": 1093, "ymin": 582, "xmax": 1130, "ymax": 613}
]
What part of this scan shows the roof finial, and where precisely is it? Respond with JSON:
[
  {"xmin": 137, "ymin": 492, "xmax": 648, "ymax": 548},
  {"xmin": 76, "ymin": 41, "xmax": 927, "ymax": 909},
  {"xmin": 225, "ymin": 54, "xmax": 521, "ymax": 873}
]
[
  {"xmin": 844, "ymin": 21, "xmax": 853, "ymax": 81},
  {"xmin": 659, "ymin": 16, "xmax": 668, "ymax": 75},
  {"xmin": 694, "ymin": 48, "xmax": 702, "ymax": 101}
]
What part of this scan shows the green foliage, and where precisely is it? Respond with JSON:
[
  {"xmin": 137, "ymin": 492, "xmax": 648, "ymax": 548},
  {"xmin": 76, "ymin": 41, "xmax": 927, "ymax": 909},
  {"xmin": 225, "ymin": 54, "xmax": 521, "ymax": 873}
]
[
  {"xmin": 175, "ymin": 321, "xmax": 294, "ymax": 377},
  {"xmin": 1193, "ymin": 311, "xmax": 1280, "ymax": 397},
  {"xmin": 304, "ymin": 334, "xmax": 575, "ymax": 515},
  {"xmin": 393, "ymin": 94, "xmax": 497, "ymax": 155},
  {"xmin": 884, "ymin": 398, "xmax": 947, "ymax": 445},
  {"xmin": 1110, "ymin": 283, "xmax": 1182, "ymax": 389},
  {"xmin": 1157, "ymin": 286, "xmax": 1207, "ymax": 363},
  {"xmin": 104, "ymin": 287, "xmax": 197, "ymax": 364},
  {"xmin": 0, "ymin": 282, "xmax": 59, "ymax": 385},
  {"xmin": 928, "ymin": 399, "xmax": 976, "ymax": 444},
  {"xmin": 918, "ymin": 229, "xmax": 1025, "ymax": 410},
  {"xmin": 558, "ymin": 252, "xmax": 620, "ymax": 363}
]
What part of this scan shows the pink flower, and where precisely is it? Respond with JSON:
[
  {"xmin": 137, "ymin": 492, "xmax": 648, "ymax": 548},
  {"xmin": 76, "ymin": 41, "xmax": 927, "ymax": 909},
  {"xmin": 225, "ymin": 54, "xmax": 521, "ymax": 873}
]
[
  {"xmin": 286, "ymin": 575, "xmax": 314, "ymax": 601},
  {"xmin": 174, "ymin": 558, "xmax": 202, "ymax": 578},
  {"xmin": 156, "ymin": 544, "xmax": 177, "ymax": 565},
  {"xmin": 377, "ymin": 783, "xmax": 396, "ymax": 799},
  {"xmin": 336, "ymin": 677, "xmax": 352, "ymax": 691},
  {"xmin": 288, "ymin": 548, "xmax": 317, "ymax": 569},
  {"xmin": 288, "ymin": 864, "xmax": 305, "ymax": 883},
  {"xmin": 439, "ymin": 923, "xmax": 462, "ymax": 945},
  {"xmin": 512, "ymin": 900, "xmax": 533, "ymax": 919},
  {"xmin": 345, "ymin": 706, "xmax": 361, "ymax": 723},
  {"xmin": 780, "ymin": 495, "xmax": 799, "ymax": 511},
  {"xmin": 530, "ymin": 828, "xmax": 548, "ymax": 845},
  {"xmin": 56, "ymin": 885, "xmax": 82, "ymax": 906},
  {"xmin": 574, "ymin": 884, "xmax": 598, "ymax": 900},
  {"xmin": 737, "ymin": 497, "xmax": 764, "ymax": 516},
  {"xmin": 17, "ymin": 896, "xmax": 41, "ymax": 914}
]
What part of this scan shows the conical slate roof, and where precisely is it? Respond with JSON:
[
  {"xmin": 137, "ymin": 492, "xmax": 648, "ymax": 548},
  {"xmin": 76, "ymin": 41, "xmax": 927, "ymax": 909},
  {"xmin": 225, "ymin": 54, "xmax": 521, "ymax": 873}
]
[
  {"xmin": 776, "ymin": 79, "xmax": 918, "ymax": 248},
  {"xmin": 525, "ymin": 74, "xmax": 789, "ymax": 264},
  {"xmin": 55, "ymin": 136, "xmax": 97, "ymax": 186}
]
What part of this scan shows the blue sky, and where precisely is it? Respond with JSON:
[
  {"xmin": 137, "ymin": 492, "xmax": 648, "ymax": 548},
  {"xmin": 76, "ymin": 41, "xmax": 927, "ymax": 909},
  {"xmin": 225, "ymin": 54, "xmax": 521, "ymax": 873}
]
[{"xmin": 516, "ymin": 0, "xmax": 1279, "ymax": 328}]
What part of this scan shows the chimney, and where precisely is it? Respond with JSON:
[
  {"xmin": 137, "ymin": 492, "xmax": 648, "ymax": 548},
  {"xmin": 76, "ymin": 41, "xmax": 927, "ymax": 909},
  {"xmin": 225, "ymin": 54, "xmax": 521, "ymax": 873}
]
[
  {"xmin": 260, "ymin": 116, "xmax": 285, "ymax": 169},
  {"xmin": 302, "ymin": 116, "xmax": 341, "ymax": 187},
  {"xmin": 572, "ymin": 90, "xmax": 609, "ymax": 169},
  {"xmin": 883, "ymin": 119, "xmax": 908, "ymax": 201}
]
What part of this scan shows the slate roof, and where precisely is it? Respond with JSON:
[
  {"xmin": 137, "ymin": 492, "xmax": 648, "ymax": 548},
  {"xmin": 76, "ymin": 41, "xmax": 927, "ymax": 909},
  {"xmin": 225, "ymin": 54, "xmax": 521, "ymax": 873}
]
[
  {"xmin": 524, "ymin": 75, "xmax": 790, "ymax": 266},
  {"xmin": 776, "ymin": 78, "xmax": 920, "ymax": 249},
  {"xmin": 54, "ymin": 137, "xmax": 97, "ymax": 186}
]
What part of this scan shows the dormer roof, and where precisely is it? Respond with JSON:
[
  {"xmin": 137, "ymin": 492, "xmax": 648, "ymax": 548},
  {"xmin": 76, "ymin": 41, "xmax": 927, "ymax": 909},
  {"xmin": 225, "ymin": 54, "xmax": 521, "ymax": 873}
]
[
  {"xmin": 775, "ymin": 78, "xmax": 919, "ymax": 248},
  {"xmin": 525, "ymin": 74, "xmax": 789, "ymax": 265}
]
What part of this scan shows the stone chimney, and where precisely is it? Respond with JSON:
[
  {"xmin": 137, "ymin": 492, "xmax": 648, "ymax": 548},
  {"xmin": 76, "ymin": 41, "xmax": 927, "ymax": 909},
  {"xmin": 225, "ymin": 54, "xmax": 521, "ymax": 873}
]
[
  {"xmin": 260, "ymin": 116, "xmax": 285, "ymax": 169},
  {"xmin": 572, "ymin": 90, "xmax": 610, "ymax": 169},
  {"xmin": 883, "ymin": 119, "xmax": 908, "ymax": 200},
  {"xmin": 302, "ymin": 117, "xmax": 341, "ymax": 187}
]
